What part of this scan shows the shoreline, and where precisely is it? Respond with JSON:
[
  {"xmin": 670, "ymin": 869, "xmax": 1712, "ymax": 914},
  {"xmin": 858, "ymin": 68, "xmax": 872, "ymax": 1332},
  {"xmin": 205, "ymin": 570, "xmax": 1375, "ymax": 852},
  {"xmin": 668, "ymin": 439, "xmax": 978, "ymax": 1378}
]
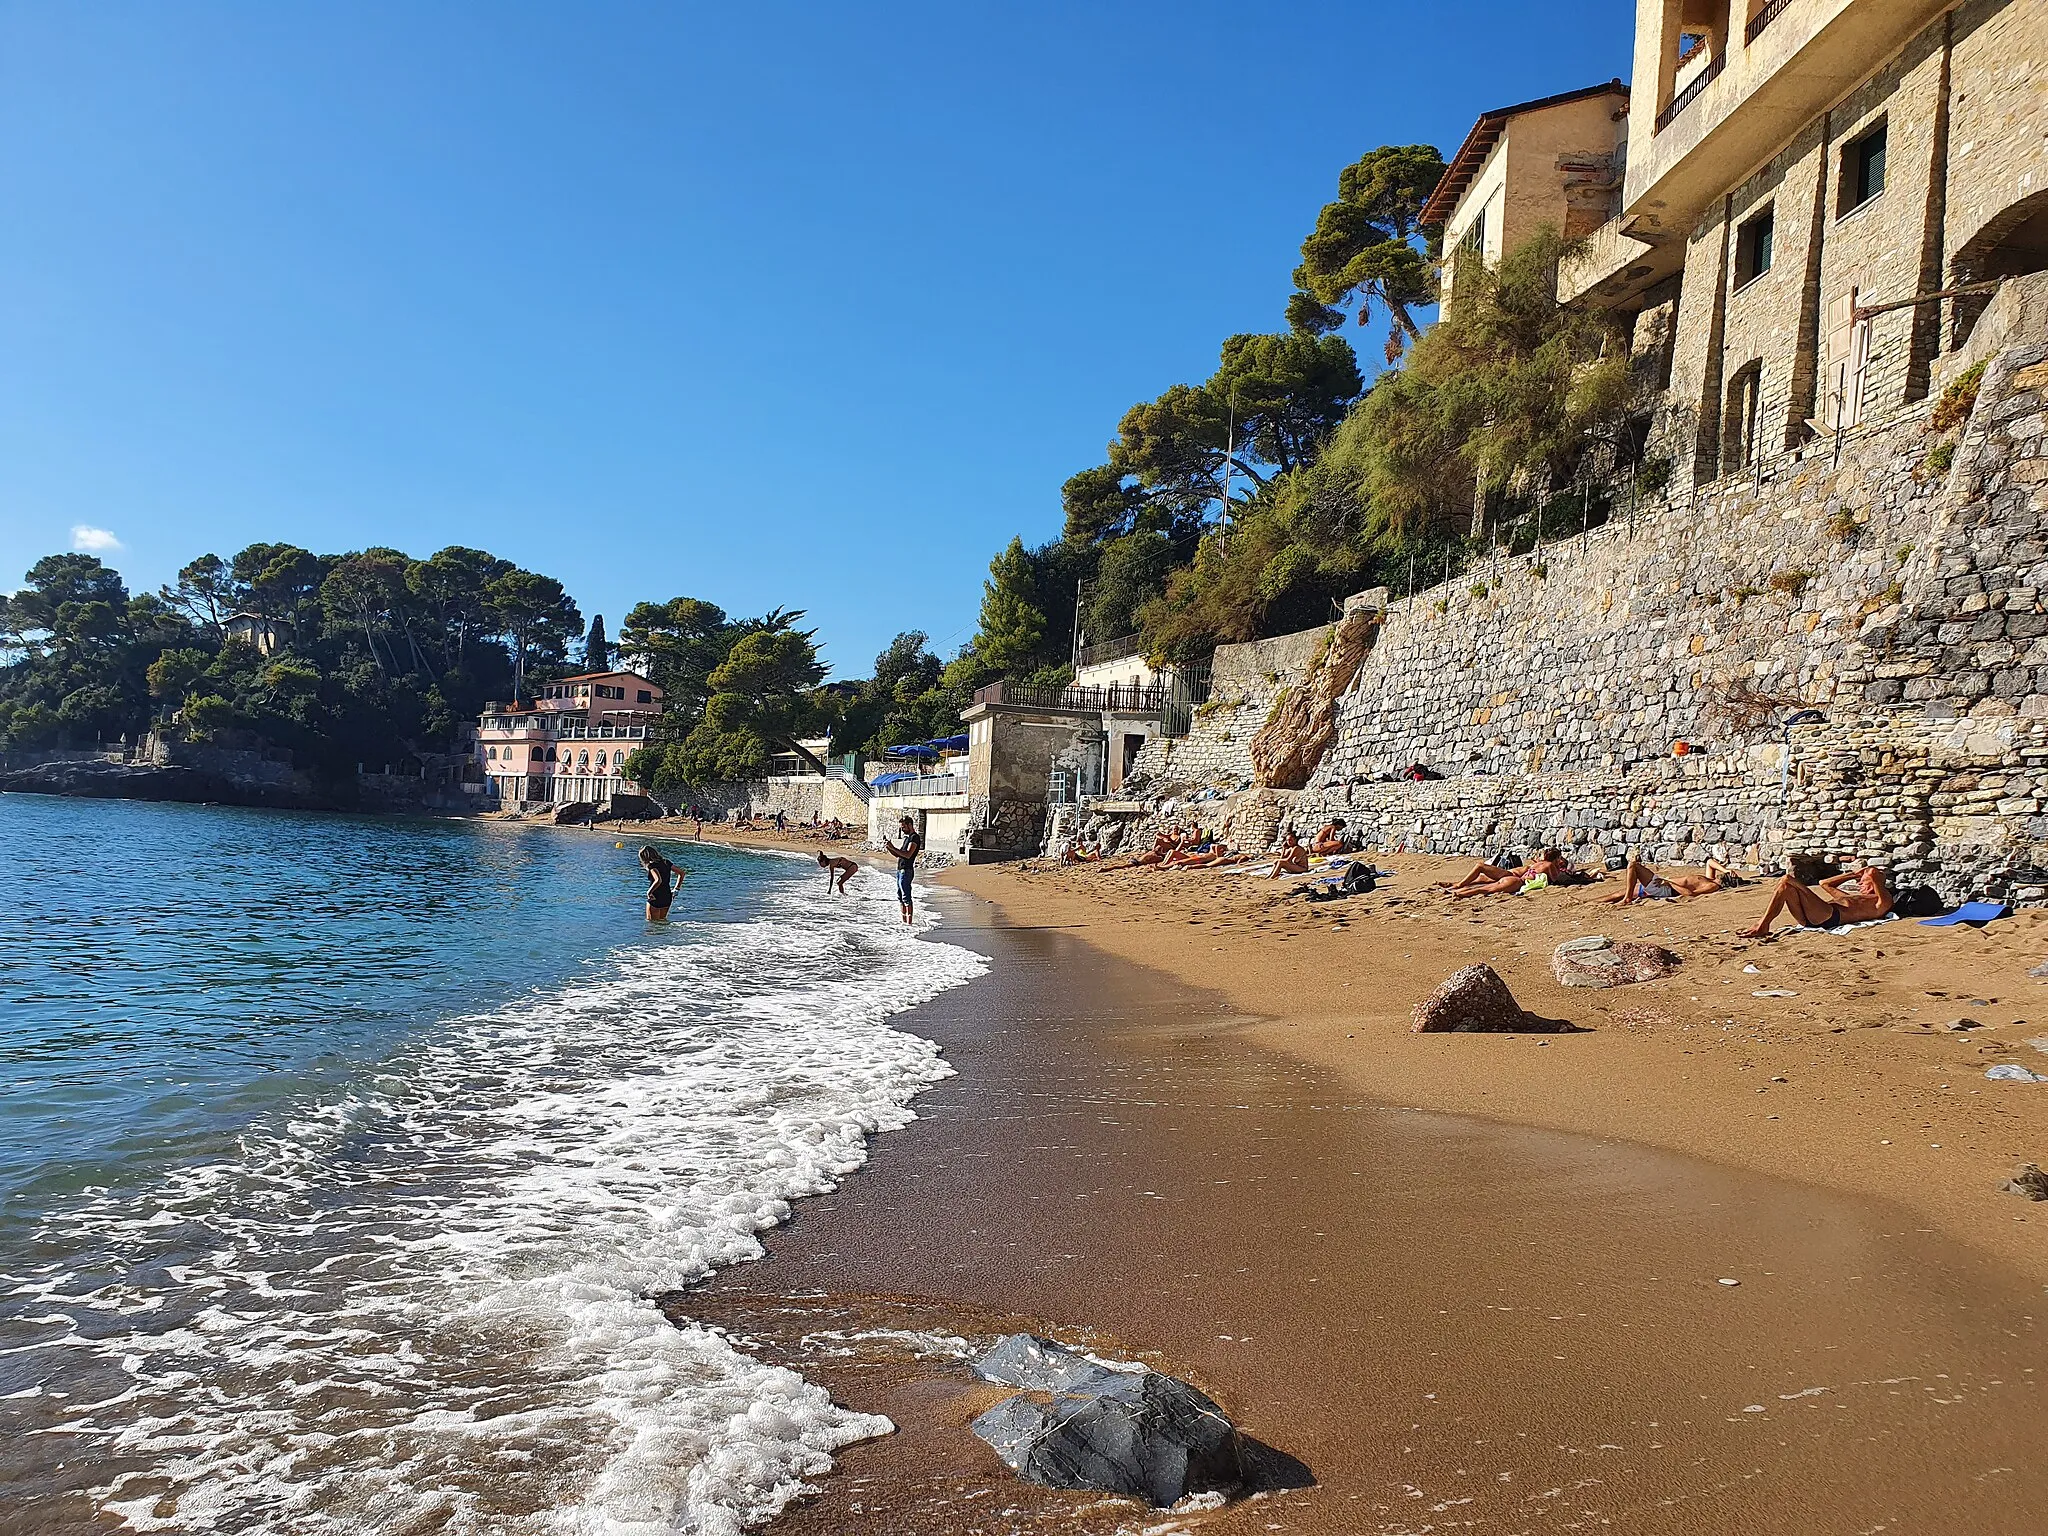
[
  {"xmin": 943, "ymin": 852, "xmax": 2048, "ymax": 1285},
  {"xmin": 675, "ymin": 874, "xmax": 2048, "ymax": 1534}
]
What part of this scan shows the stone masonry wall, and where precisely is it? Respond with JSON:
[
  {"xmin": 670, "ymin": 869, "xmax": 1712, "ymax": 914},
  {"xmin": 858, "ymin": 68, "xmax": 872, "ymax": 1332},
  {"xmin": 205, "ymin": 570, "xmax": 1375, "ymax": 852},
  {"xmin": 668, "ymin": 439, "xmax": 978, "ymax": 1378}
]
[
  {"xmin": 1266, "ymin": 336, "xmax": 2048, "ymax": 900},
  {"xmin": 1127, "ymin": 624, "xmax": 1331, "ymax": 790}
]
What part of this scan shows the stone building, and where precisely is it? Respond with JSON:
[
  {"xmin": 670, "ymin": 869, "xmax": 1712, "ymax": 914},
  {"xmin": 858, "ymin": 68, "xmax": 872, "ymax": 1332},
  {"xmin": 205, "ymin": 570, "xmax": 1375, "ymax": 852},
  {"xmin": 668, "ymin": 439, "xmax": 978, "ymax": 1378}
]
[{"xmin": 1562, "ymin": 0, "xmax": 2048, "ymax": 489}]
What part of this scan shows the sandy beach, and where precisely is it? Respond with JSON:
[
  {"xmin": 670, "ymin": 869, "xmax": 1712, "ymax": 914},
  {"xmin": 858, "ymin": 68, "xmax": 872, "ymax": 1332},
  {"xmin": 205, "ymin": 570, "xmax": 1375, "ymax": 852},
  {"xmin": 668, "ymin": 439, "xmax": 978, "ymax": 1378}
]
[
  {"xmin": 654, "ymin": 858, "xmax": 2048, "ymax": 1534},
  {"xmin": 948, "ymin": 852, "xmax": 2048, "ymax": 1285}
]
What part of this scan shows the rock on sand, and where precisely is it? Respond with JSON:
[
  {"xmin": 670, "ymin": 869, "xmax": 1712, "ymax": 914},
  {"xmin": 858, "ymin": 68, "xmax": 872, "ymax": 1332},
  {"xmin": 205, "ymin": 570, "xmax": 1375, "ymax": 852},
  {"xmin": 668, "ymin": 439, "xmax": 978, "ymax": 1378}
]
[
  {"xmin": 1551, "ymin": 935, "xmax": 1683, "ymax": 989},
  {"xmin": 969, "ymin": 1334, "xmax": 1246, "ymax": 1507},
  {"xmin": 1412, "ymin": 963, "xmax": 1560, "ymax": 1033}
]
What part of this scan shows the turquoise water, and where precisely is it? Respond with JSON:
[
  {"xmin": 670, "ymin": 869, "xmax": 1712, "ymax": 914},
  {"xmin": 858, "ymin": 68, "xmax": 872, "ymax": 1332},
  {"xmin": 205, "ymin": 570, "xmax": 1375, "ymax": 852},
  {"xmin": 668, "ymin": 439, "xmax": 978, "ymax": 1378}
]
[
  {"xmin": 0, "ymin": 794, "xmax": 984, "ymax": 1535},
  {"xmin": 0, "ymin": 796, "xmax": 764, "ymax": 1215}
]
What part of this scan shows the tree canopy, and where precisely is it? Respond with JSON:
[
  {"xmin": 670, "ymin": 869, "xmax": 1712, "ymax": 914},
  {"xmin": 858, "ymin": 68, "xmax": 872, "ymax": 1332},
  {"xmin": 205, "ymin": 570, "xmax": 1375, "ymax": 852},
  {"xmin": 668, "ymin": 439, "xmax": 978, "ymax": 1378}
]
[{"xmin": 1291, "ymin": 143, "xmax": 1447, "ymax": 362}]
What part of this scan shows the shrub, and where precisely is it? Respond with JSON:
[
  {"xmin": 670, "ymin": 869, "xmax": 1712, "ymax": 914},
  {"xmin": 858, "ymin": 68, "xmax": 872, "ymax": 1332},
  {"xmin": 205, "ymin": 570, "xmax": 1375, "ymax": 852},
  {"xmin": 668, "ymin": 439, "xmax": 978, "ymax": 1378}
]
[{"xmin": 1930, "ymin": 362, "xmax": 1986, "ymax": 435}]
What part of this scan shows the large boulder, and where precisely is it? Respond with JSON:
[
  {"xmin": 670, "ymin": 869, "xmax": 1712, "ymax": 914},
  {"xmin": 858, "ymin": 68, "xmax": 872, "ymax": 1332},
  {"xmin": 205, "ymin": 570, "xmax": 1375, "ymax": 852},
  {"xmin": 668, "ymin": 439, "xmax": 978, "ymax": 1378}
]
[
  {"xmin": 970, "ymin": 1335, "xmax": 1246, "ymax": 1507},
  {"xmin": 1411, "ymin": 964, "xmax": 1555, "ymax": 1033},
  {"xmin": 1551, "ymin": 935, "xmax": 1683, "ymax": 989}
]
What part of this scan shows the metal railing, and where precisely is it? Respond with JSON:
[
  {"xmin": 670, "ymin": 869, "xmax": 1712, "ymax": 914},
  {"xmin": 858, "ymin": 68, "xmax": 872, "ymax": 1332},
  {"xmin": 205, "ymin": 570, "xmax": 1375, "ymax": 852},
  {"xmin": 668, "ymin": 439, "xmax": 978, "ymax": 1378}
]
[
  {"xmin": 872, "ymin": 772, "xmax": 969, "ymax": 798},
  {"xmin": 1654, "ymin": 50, "xmax": 1725, "ymax": 132},
  {"xmin": 1075, "ymin": 633, "xmax": 1144, "ymax": 669},
  {"xmin": 1160, "ymin": 663, "xmax": 1214, "ymax": 739},
  {"xmin": 972, "ymin": 679, "xmax": 1168, "ymax": 714},
  {"xmin": 1745, "ymin": 0, "xmax": 1792, "ymax": 44}
]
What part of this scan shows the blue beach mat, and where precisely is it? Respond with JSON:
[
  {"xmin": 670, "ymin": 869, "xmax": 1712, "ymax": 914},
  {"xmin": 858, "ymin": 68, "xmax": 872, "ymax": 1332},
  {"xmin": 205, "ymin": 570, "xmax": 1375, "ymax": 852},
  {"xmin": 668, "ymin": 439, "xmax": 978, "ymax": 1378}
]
[{"xmin": 1920, "ymin": 901, "xmax": 2011, "ymax": 927}]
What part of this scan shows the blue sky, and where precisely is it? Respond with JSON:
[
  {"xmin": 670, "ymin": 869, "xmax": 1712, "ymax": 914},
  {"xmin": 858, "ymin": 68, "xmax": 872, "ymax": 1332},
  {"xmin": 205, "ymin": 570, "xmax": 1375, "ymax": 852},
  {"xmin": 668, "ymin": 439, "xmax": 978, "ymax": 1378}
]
[{"xmin": 0, "ymin": 1, "xmax": 1632, "ymax": 678}]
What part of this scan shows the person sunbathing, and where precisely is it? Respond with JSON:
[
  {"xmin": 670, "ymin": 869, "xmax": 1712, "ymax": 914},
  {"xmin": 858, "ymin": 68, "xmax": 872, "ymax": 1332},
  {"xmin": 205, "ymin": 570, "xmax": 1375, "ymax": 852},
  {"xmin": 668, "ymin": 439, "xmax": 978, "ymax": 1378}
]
[
  {"xmin": 1740, "ymin": 863, "xmax": 1893, "ymax": 939},
  {"xmin": 1114, "ymin": 830, "xmax": 1182, "ymax": 869},
  {"xmin": 1602, "ymin": 856, "xmax": 1743, "ymax": 904},
  {"xmin": 1310, "ymin": 818, "xmax": 1350, "ymax": 857},
  {"xmin": 1264, "ymin": 829, "xmax": 1311, "ymax": 878},
  {"xmin": 1440, "ymin": 861, "xmax": 1527, "ymax": 898}
]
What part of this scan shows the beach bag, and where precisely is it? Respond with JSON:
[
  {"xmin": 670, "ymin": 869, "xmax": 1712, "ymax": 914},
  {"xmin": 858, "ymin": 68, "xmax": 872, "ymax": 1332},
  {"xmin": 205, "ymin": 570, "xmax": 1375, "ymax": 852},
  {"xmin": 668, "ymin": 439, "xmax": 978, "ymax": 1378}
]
[{"xmin": 1892, "ymin": 884, "xmax": 1943, "ymax": 918}]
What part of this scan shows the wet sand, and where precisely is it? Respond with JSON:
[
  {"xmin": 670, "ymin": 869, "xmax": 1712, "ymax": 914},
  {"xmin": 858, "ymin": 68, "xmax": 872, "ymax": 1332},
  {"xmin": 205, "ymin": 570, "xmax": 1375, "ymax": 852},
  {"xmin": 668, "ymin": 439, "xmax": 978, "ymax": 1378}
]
[{"xmin": 675, "ymin": 880, "xmax": 2048, "ymax": 1535}]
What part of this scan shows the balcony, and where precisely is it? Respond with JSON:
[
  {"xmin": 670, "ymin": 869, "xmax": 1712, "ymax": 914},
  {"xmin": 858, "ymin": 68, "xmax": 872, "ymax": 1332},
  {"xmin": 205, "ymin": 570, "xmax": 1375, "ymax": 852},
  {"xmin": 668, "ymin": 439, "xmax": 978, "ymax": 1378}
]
[
  {"xmin": 970, "ymin": 679, "xmax": 1169, "ymax": 715},
  {"xmin": 1558, "ymin": 216, "xmax": 1676, "ymax": 309},
  {"xmin": 871, "ymin": 772, "xmax": 970, "ymax": 799},
  {"xmin": 1624, "ymin": 0, "xmax": 1947, "ymax": 242}
]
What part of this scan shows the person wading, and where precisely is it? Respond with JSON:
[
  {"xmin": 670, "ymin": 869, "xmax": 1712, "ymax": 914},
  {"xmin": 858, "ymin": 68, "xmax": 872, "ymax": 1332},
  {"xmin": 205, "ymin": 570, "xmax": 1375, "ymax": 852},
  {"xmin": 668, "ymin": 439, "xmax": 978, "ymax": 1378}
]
[
  {"xmin": 639, "ymin": 845, "xmax": 680, "ymax": 922},
  {"xmin": 818, "ymin": 850, "xmax": 859, "ymax": 894},
  {"xmin": 882, "ymin": 815, "xmax": 923, "ymax": 925}
]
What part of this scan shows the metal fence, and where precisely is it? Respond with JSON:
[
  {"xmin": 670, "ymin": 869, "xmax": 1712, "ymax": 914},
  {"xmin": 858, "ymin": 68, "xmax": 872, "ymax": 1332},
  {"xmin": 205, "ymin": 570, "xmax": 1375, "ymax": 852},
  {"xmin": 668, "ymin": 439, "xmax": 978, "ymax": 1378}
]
[
  {"xmin": 1655, "ymin": 50, "xmax": 1725, "ymax": 132},
  {"xmin": 1075, "ymin": 633, "xmax": 1144, "ymax": 669},
  {"xmin": 972, "ymin": 680, "xmax": 1168, "ymax": 714}
]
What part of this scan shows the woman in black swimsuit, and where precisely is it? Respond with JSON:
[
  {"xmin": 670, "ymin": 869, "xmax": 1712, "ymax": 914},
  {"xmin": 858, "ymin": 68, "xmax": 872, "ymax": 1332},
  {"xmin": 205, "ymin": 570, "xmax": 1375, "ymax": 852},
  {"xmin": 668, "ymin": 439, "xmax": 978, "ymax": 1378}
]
[{"xmin": 639, "ymin": 845, "xmax": 680, "ymax": 921}]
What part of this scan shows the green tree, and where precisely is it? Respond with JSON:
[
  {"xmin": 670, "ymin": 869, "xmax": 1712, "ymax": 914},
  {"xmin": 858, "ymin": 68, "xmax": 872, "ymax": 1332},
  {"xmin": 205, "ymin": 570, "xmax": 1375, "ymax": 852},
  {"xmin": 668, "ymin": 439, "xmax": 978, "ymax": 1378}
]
[
  {"xmin": 1292, "ymin": 143, "xmax": 1447, "ymax": 362},
  {"xmin": 230, "ymin": 543, "xmax": 328, "ymax": 621},
  {"xmin": 971, "ymin": 538, "xmax": 1048, "ymax": 678},
  {"xmin": 161, "ymin": 554, "xmax": 242, "ymax": 636},
  {"xmin": 618, "ymin": 596, "xmax": 734, "ymax": 726},
  {"xmin": 485, "ymin": 569, "xmax": 581, "ymax": 700}
]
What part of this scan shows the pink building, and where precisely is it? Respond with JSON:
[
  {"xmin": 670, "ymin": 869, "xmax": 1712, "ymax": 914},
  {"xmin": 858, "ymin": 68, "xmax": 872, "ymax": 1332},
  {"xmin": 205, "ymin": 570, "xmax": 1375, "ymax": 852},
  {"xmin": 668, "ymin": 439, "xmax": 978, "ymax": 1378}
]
[{"xmin": 478, "ymin": 670, "xmax": 666, "ymax": 807}]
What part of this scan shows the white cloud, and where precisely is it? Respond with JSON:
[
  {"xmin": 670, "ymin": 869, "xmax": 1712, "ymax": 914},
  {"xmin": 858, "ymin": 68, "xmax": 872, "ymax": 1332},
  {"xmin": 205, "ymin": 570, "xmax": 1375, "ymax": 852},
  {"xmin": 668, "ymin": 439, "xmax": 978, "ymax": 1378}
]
[{"xmin": 70, "ymin": 525, "xmax": 123, "ymax": 553}]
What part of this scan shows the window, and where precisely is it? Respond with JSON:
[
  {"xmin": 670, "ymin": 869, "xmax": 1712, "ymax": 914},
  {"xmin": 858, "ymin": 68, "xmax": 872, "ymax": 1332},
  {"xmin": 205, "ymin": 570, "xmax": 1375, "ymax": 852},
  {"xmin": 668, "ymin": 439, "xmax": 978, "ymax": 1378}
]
[
  {"xmin": 1735, "ymin": 205, "xmax": 1774, "ymax": 287},
  {"xmin": 1458, "ymin": 209, "xmax": 1486, "ymax": 259},
  {"xmin": 1841, "ymin": 122, "xmax": 1887, "ymax": 214}
]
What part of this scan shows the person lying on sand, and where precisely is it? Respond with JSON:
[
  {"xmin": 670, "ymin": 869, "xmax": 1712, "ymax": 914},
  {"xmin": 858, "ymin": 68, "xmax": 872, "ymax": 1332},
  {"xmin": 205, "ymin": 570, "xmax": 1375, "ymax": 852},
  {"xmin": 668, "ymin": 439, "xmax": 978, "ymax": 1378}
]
[
  {"xmin": 818, "ymin": 851, "xmax": 859, "ymax": 892},
  {"xmin": 1740, "ymin": 863, "xmax": 1893, "ymax": 939},
  {"xmin": 1602, "ymin": 856, "xmax": 1744, "ymax": 904},
  {"xmin": 1117, "ymin": 830, "xmax": 1182, "ymax": 868},
  {"xmin": 1265, "ymin": 829, "xmax": 1311, "ymax": 879},
  {"xmin": 1310, "ymin": 819, "xmax": 1350, "ymax": 857}
]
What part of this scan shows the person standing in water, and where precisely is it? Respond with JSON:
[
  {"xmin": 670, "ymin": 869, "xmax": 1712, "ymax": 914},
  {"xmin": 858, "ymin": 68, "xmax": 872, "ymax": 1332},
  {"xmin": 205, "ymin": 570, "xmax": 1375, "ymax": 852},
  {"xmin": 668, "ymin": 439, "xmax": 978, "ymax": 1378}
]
[
  {"xmin": 818, "ymin": 850, "xmax": 859, "ymax": 893},
  {"xmin": 881, "ymin": 814, "xmax": 922, "ymax": 925},
  {"xmin": 639, "ymin": 845, "xmax": 680, "ymax": 921}
]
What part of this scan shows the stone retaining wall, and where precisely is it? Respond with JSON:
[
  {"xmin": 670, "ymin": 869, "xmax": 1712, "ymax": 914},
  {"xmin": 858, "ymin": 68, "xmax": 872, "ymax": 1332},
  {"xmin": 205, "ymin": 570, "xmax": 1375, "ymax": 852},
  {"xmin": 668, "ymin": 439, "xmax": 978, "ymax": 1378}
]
[{"xmin": 1128, "ymin": 625, "xmax": 1331, "ymax": 790}]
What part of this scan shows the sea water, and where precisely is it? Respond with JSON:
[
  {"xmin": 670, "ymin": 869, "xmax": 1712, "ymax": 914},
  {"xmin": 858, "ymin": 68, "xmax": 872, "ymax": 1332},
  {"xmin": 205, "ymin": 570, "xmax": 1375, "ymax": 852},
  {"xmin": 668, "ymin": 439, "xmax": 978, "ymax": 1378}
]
[{"xmin": 0, "ymin": 795, "xmax": 984, "ymax": 1534}]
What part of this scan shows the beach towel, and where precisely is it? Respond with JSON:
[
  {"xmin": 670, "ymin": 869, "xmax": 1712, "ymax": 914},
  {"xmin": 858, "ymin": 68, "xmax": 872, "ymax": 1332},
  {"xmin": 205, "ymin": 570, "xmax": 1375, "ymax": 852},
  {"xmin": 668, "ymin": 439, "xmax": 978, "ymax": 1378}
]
[
  {"xmin": 1783, "ymin": 913, "xmax": 1898, "ymax": 935},
  {"xmin": 1921, "ymin": 901, "xmax": 2010, "ymax": 927}
]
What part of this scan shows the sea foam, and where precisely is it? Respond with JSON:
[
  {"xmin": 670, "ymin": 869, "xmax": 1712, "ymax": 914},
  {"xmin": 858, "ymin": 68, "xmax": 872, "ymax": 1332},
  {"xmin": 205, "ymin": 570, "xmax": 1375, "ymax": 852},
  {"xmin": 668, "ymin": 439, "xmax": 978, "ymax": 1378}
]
[{"xmin": 0, "ymin": 859, "xmax": 985, "ymax": 1534}]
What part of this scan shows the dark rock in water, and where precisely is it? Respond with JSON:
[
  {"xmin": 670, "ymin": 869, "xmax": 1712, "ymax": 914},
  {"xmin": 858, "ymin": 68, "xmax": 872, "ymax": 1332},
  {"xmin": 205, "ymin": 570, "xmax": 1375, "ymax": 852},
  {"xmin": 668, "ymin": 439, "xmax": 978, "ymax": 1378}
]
[
  {"xmin": 2004, "ymin": 1162, "xmax": 2048, "ymax": 1200},
  {"xmin": 1551, "ymin": 935, "xmax": 1683, "ymax": 989},
  {"xmin": 1412, "ymin": 963, "xmax": 1567, "ymax": 1033},
  {"xmin": 972, "ymin": 1333, "xmax": 1107, "ymax": 1394},
  {"xmin": 968, "ymin": 1335, "xmax": 1246, "ymax": 1507}
]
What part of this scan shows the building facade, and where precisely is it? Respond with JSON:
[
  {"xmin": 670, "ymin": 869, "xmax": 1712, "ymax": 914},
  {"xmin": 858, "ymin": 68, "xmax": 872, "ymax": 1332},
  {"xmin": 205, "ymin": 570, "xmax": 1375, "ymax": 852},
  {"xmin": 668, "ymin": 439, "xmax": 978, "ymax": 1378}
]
[
  {"xmin": 1560, "ymin": 0, "xmax": 2048, "ymax": 488},
  {"xmin": 1423, "ymin": 80, "xmax": 1632, "ymax": 309},
  {"xmin": 478, "ymin": 669, "xmax": 665, "ymax": 807}
]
